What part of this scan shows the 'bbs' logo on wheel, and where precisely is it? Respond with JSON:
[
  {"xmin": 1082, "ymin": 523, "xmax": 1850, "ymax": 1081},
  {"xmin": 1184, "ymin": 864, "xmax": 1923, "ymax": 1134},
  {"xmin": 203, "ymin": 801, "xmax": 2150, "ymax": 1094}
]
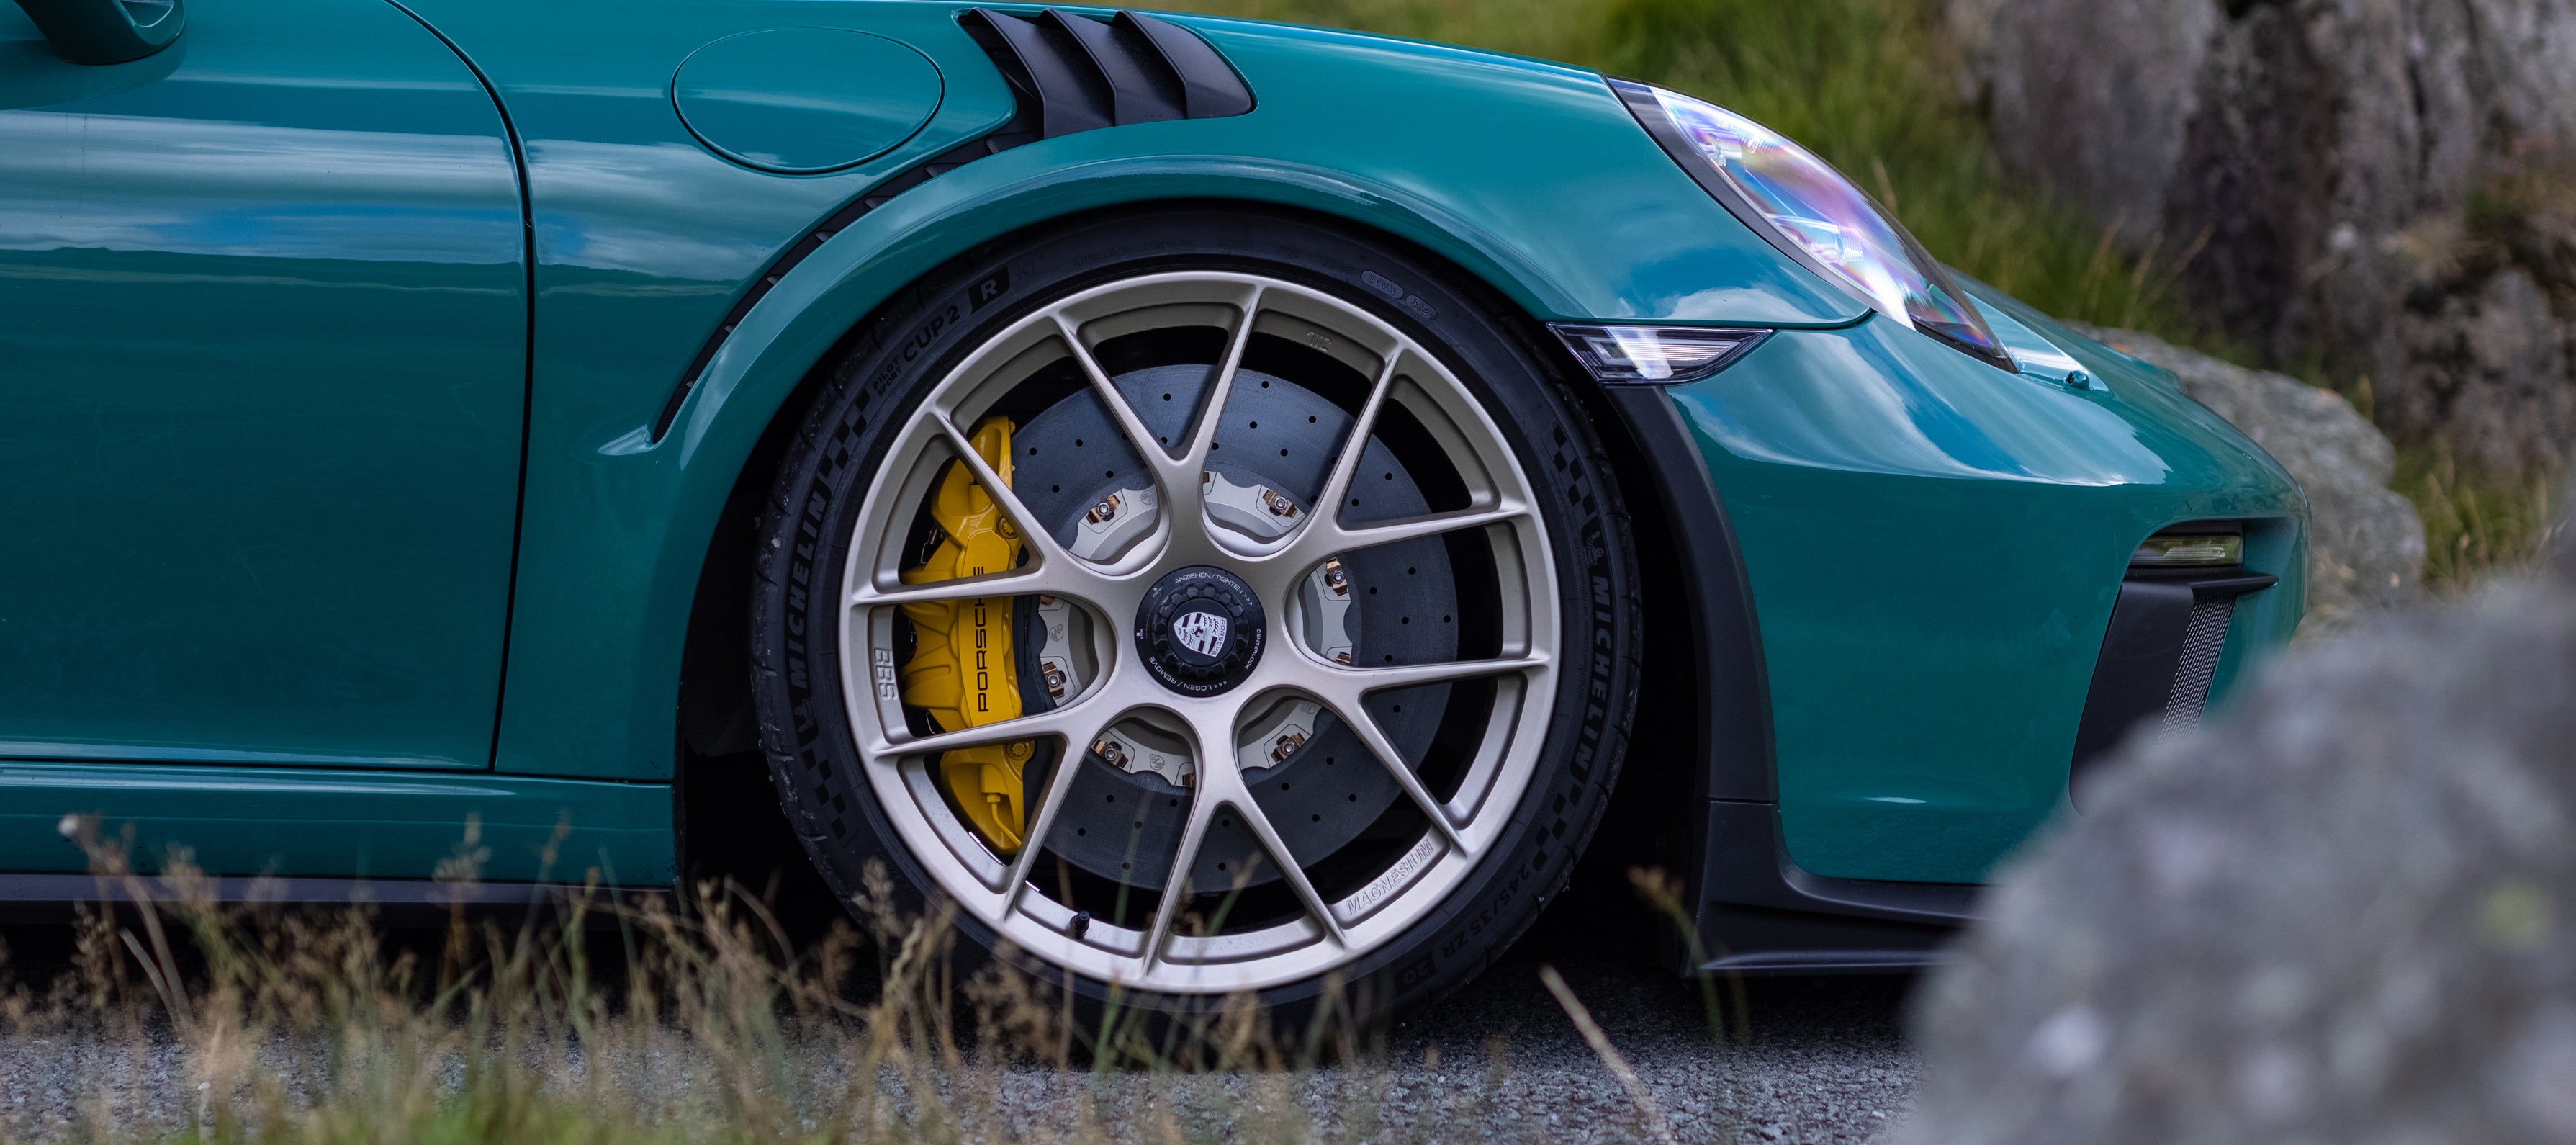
[{"xmin": 1170, "ymin": 611, "xmax": 1228, "ymax": 659}]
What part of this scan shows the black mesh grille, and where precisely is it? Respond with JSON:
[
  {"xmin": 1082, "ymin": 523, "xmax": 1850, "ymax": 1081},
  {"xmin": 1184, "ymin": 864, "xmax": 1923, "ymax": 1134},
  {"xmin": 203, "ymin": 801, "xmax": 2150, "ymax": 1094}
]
[
  {"xmin": 652, "ymin": 9, "xmax": 1254, "ymax": 440},
  {"xmin": 2157, "ymin": 595, "xmax": 2235, "ymax": 737},
  {"xmin": 2069, "ymin": 562, "xmax": 2274, "ymax": 793}
]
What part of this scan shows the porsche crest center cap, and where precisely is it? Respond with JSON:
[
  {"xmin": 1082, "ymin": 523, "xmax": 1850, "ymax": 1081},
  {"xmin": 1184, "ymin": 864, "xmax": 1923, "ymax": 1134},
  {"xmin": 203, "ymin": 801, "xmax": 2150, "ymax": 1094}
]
[{"xmin": 1137, "ymin": 566, "xmax": 1264, "ymax": 697}]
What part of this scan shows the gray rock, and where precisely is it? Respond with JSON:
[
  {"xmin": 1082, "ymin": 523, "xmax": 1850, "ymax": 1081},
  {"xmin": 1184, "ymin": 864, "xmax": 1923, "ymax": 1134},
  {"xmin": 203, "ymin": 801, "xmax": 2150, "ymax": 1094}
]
[
  {"xmin": 2397, "ymin": 269, "xmax": 2576, "ymax": 475},
  {"xmin": 1893, "ymin": 532, "xmax": 2576, "ymax": 1145},
  {"xmin": 1953, "ymin": 0, "xmax": 2576, "ymax": 474},
  {"xmin": 1945, "ymin": 0, "xmax": 2220, "ymax": 249},
  {"xmin": 2068, "ymin": 323, "xmax": 2427, "ymax": 634}
]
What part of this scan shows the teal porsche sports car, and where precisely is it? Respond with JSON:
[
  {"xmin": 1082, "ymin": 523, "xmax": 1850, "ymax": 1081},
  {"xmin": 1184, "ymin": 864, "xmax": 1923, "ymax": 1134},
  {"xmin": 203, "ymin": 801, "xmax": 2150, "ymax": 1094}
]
[{"xmin": 0, "ymin": 0, "xmax": 2303, "ymax": 1011}]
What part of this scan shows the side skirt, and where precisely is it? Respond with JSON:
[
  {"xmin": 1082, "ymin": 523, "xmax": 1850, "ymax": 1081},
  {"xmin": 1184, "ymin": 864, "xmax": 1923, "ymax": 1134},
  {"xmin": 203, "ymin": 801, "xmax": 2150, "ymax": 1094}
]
[
  {"xmin": 0, "ymin": 763, "xmax": 674, "ymax": 887},
  {"xmin": 1695, "ymin": 799, "xmax": 1976, "ymax": 975}
]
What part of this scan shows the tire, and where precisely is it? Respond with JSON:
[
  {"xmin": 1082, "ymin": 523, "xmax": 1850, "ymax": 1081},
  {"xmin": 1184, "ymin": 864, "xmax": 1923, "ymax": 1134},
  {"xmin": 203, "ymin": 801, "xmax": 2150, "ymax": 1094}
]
[{"xmin": 750, "ymin": 205, "xmax": 1639, "ymax": 1020}]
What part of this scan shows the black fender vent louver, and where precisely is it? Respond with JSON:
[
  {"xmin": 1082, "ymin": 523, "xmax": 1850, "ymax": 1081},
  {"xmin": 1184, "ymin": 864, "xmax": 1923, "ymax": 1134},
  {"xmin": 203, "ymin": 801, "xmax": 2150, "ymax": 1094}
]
[
  {"xmin": 652, "ymin": 9, "xmax": 1253, "ymax": 441},
  {"xmin": 963, "ymin": 8, "xmax": 1255, "ymax": 137}
]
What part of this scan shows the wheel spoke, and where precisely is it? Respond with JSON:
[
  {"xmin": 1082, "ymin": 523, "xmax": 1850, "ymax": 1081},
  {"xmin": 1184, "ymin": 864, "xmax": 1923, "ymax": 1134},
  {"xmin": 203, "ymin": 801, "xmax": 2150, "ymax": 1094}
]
[
  {"xmin": 1301, "ymin": 501, "xmax": 1532, "ymax": 565},
  {"xmin": 867, "ymin": 701, "xmax": 1100, "ymax": 760},
  {"xmin": 1001, "ymin": 701, "xmax": 1116, "ymax": 911},
  {"xmin": 1307, "ymin": 351, "xmax": 1400, "ymax": 542},
  {"xmin": 1228, "ymin": 794, "xmax": 1348, "ymax": 947},
  {"xmin": 931, "ymin": 413, "xmax": 1081, "ymax": 573},
  {"xmin": 1139, "ymin": 783, "xmax": 1220, "ymax": 974},
  {"xmin": 1320, "ymin": 652, "xmax": 1550, "ymax": 695},
  {"xmin": 1050, "ymin": 314, "xmax": 1189, "ymax": 494},
  {"xmin": 1310, "ymin": 691, "xmax": 1468, "ymax": 854},
  {"xmin": 1175, "ymin": 284, "xmax": 1265, "ymax": 472},
  {"xmin": 849, "ymin": 568, "xmax": 1084, "ymax": 611}
]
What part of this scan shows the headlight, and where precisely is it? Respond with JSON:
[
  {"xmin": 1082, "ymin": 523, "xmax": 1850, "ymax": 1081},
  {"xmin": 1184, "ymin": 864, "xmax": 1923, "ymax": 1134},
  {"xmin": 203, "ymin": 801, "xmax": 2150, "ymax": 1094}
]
[{"xmin": 1613, "ymin": 80, "xmax": 2012, "ymax": 372}]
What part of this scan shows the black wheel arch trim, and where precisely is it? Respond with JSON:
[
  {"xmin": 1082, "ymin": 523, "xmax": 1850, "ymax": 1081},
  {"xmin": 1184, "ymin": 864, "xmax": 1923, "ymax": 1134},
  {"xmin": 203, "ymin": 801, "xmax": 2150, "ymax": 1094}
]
[{"xmin": 1598, "ymin": 385, "xmax": 1773, "ymax": 805}]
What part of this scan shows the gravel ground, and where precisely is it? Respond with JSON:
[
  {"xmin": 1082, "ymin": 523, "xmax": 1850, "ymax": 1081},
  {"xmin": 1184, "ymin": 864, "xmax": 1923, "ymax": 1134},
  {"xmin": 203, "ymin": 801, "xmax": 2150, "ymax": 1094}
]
[
  {"xmin": 1038, "ymin": 956, "xmax": 1922, "ymax": 1142},
  {"xmin": 1299, "ymin": 896, "xmax": 1923, "ymax": 1144},
  {"xmin": 0, "ymin": 892, "xmax": 1918, "ymax": 1143}
]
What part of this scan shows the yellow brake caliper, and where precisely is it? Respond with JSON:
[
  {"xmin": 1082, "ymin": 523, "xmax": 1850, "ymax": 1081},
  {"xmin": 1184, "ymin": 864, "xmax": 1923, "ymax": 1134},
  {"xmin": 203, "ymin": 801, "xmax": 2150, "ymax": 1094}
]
[{"xmin": 898, "ymin": 417, "xmax": 1039, "ymax": 854}]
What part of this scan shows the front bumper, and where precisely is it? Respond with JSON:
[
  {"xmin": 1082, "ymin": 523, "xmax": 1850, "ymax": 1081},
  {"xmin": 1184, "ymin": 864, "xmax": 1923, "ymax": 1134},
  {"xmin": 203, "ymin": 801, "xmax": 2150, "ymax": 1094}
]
[{"xmin": 1607, "ymin": 300, "xmax": 2305, "ymax": 967}]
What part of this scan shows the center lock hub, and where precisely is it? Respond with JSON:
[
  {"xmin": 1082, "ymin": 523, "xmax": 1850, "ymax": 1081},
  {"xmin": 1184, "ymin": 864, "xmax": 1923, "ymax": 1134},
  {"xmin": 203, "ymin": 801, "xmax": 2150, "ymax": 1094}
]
[{"xmin": 1135, "ymin": 565, "xmax": 1265, "ymax": 697}]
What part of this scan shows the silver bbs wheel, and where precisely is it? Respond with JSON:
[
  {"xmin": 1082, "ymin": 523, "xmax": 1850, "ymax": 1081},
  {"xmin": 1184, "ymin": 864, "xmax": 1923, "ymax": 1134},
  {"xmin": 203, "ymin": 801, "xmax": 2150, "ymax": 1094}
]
[{"xmin": 837, "ymin": 271, "xmax": 1559, "ymax": 995}]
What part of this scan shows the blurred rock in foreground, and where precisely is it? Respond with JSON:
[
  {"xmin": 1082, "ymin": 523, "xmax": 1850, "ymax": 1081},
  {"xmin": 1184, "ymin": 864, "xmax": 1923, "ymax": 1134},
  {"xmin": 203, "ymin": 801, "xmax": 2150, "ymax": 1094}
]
[
  {"xmin": 1952, "ymin": 0, "xmax": 2576, "ymax": 475},
  {"xmin": 1896, "ymin": 537, "xmax": 2576, "ymax": 1144},
  {"xmin": 2073, "ymin": 323, "xmax": 2427, "ymax": 634}
]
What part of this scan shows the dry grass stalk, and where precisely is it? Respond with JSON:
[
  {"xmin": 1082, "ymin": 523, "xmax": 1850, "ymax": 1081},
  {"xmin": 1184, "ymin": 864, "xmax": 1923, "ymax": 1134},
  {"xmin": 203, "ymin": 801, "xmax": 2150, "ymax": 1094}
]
[
  {"xmin": 0, "ymin": 828, "xmax": 1749, "ymax": 1142},
  {"xmin": 1538, "ymin": 963, "xmax": 1680, "ymax": 1145}
]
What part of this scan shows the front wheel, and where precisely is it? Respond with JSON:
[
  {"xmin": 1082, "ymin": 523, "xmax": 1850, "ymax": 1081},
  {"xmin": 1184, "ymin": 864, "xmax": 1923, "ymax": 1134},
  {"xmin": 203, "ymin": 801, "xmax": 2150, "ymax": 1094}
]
[{"xmin": 751, "ymin": 208, "xmax": 1639, "ymax": 1016}]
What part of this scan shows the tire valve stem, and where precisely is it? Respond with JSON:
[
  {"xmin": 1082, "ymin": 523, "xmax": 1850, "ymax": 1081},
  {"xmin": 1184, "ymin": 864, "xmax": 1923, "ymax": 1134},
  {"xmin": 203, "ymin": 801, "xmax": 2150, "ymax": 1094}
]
[
  {"xmin": 1069, "ymin": 910, "xmax": 1091, "ymax": 940},
  {"xmin": 1091, "ymin": 737, "xmax": 1128, "ymax": 768},
  {"xmin": 1322, "ymin": 559, "xmax": 1350, "ymax": 596},
  {"xmin": 1086, "ymin": 494, "xmax": 1121, "ymax": 525}
]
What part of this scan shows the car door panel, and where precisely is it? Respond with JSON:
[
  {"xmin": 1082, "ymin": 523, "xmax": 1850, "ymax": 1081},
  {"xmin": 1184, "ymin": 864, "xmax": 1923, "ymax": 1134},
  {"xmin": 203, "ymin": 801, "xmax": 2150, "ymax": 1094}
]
[{"xmin": 0, "ymin": 0, "xmax": 526, "ymax": 770}]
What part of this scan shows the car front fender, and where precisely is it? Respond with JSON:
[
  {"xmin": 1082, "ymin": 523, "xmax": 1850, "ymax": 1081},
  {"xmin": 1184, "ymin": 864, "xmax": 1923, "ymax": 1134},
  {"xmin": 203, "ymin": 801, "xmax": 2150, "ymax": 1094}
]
[{"xmin": 483, "ymin": 5, "xmax": 1862, "ymax": 781}]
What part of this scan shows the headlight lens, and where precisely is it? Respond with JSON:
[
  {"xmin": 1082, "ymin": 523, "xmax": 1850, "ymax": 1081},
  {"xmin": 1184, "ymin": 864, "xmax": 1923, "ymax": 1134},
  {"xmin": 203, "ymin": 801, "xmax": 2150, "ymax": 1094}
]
[{"xmin": 1636, "ymin": 84, "xmax": 2011, "ymax": 370}]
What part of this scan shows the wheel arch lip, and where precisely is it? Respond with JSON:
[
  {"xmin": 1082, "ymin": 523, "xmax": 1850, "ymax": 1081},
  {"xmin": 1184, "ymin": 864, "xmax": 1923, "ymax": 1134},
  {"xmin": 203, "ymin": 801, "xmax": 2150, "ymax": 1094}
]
[{"xmin": 665, "ymin": 158, "xmax": 1574, "ymax": 466}]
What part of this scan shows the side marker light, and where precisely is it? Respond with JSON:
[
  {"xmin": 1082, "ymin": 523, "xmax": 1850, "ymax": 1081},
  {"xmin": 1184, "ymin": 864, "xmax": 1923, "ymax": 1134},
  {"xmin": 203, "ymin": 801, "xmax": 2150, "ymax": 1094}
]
[{"xmin": 1550, "ymin": 324, "xmax": 1767, "ymax": 384}]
